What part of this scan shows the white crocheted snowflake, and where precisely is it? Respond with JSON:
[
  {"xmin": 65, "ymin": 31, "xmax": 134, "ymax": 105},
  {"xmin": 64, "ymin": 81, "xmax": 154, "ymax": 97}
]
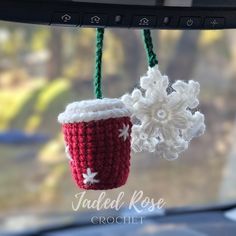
[{"xmin": 122, "ymin": 65, "xmax": 205, "ymax": 160}]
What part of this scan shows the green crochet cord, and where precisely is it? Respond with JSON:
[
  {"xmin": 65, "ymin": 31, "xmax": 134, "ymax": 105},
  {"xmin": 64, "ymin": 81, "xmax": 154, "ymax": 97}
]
[
  {"xmin": 93, "ymin": 28, "xmax": 158, "ymax": 99},
  {"xmin": 143, "ymin": 29, "xmax": 158, "ymax": 68},
  {"xmin": 94, "ymin": 28, "xmax": 104, "ymax": 99}
]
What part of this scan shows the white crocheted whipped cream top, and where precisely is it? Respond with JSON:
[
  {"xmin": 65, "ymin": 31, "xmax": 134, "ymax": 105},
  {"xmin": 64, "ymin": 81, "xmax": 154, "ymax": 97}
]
[{"xmin": 58, "ymin": 98, "xmax": 131, "ymax": 124}]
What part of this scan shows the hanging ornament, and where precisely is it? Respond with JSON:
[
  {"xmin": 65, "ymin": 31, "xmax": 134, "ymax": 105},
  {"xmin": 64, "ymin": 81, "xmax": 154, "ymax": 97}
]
[
  {"xmin": 58, "ymin": 29, "xmax": 132, "ymax": 190},
  {"xmin": 122, "ymin": 30, "xmax": 206, "ymax": 160}
]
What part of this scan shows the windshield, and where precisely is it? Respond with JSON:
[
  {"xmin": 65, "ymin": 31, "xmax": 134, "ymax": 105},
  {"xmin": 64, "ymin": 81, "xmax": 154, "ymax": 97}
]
[{"xmin": 0, "ymin": 22, "xmax": 236, "ymax": 233}]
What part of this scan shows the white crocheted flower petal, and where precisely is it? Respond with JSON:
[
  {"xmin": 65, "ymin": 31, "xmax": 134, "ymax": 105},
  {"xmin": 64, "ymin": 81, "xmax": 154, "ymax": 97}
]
[
  {"xmin": 143, "ymin": 140, "xmax": 157, "ymax": 152},
  {"xmin": 186, "ymin": 81, "xmax": 200, "ymax": 109},
  {"xmin": 159, "ymin": 126, "xmax": 177, "ymax": 141},
  {"xmin": 161, "ymin": 75, "xmax": 169, "ymax": 89},
  {"xmin": 132, "ymin": 137, "xmax": 157, "ymax": 153},
  {"xmin": 183, "ymin": 111, "xmax": 206, "ymax": 141},
  {"xmin": 121, "ymin": 94, "xmax": 135, "ymax": 110},
  {"xmin": 133, "ymin": 100, "xmax": 152, "ymax": 120},
  {"xmin": 140, "ymin": 75, "xmax": 154, "ymax": 91},
  {"xmin": 164, "ymin": 151, "xmax": 178, "ymax": 161},
  {"xmin": 174, "ymin": 138, "xmax": 189, "ymax": 153},
  {"xmin": 157, "ymin": 142, "xmax": 178, "ymax": 161},
  {"xmin": 188, "ymin": 80, "xmax": 200, "ymax": 96},
  {"xmin": 172, "ymin": 80, "xmax": 200, "ymax": 109},
  {"xmin": 148, "ymin": 65, "xmax": 162, "ymax": 78},
  {"xmin": 157, "ymin": 139, "xmax": 188, "ymax": 161},
  {"xmin": 141, "ymin": 66, "xmax": 163, "ymax": 93},
  {"xmin": 168, "ymin": 95, "xmax": 188, "ymax": 112},
  {"xmin": 172, "ymin": 80, "xmax": 189, "ymax": 93},
  {"xmin": 172, "ymin": 113, "xmax": 189, "ymax": 129},
  {"xmin": 142, "ymin": 72, "xmax": 169, "ymax": 99},
  {"xmin": 132, "ymin": 89, "xmax": 143, "ymax": 101},
  {"xmin": 141, "ymin": 120, "xmax": 159, "ymax": 137},
  {"xmin": 131, "ymin": 125, "xmax": 158, "ymax": 152}
]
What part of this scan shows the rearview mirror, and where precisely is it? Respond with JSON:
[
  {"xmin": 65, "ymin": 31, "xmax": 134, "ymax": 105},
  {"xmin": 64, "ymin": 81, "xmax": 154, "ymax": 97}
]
[{"xmin": 0, "ymin": 0, "xmax": 236, "ymax": 29}]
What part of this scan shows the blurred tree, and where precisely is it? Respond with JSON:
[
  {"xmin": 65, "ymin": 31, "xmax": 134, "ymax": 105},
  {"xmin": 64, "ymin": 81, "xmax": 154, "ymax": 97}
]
[
  {"xmin": 167, "ymin": 31, "xmax": 200, "ymax": 81},
  {"xmin": 31, "ymin": 27, "xmax": 50, "ymax": 52},
  {"xmin": 112, "ymin": 29, "xmax": 143, "ymax": 81},
  {"xmin": 226, "ymin": 31, "xmax": 236, "ymax": 75},
  {"xmin": 47, "ymin": 27, "xmax": 63, "ymax": 80}
]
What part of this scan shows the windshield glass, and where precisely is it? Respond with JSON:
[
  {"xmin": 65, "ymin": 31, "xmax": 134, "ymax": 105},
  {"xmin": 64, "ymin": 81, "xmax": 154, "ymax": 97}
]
[{"xmin": 0, "ymin": 22, "xmax": 236, "ymax": 232}]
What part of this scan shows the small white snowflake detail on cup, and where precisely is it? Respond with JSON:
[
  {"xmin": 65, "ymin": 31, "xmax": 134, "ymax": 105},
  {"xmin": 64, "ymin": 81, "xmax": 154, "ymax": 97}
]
[
  {"xmin": 118, "ymin": 124, "xmax": 130, "ymax": 141},
  {"xmin": 122, "ymin": 65, "xmax": 206, "ymax": 160},
  {"xmin": 83, "ymin": 168, "xmax": 100, "ymax": 185},
  {"xmin": 65, "ymin": 145, "xmax": 73, "ymax": 161}
]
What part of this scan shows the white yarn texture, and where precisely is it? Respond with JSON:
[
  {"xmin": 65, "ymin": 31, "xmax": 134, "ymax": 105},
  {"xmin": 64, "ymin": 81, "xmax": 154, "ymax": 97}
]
[
  {"xmin": 122, "ymin": 65, "xmax": 206, "ymax": 160},
  {"xmin": 58, "ymin": 98, "xmax": 131, "ymax": 124}
]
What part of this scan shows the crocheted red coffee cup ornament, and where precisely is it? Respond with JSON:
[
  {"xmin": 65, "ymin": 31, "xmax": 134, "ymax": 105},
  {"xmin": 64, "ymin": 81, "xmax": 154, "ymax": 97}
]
[{"xmin": 58, "ymin": 98, "xmax": 132, "ymax": 190}]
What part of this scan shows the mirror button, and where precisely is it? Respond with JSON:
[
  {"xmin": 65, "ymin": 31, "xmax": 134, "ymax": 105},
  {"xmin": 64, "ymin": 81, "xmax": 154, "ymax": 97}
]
[
  {"xmin": 51, "ymin": 12, "xmax": 79, "ymax": 26},
  {"xmin": 204, "ymin": 17, "xmax": 225, "ymax": 29},
  {"xmin": 83, "ymin": 14, "xmax": 108, "ymax": 26},
  {"xmin": 179, "ymin": 17, "xmax": 202, "ymax": 28},
  {"xmin": 132, "ymin": 16, "xmax": 157, "ymax": 28}
]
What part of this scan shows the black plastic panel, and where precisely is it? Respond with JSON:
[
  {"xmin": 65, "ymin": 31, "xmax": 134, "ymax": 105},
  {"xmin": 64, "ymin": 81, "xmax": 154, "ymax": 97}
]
[{"xmin": 0, "ymin": 1, "xmax": 236, "ymax": 29}]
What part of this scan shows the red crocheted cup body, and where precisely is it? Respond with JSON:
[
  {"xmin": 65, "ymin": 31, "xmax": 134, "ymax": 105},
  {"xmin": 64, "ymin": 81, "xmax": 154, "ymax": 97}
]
[{"xmin": 58, "ymin": 99, "xmax": 132, "ymax": 190}]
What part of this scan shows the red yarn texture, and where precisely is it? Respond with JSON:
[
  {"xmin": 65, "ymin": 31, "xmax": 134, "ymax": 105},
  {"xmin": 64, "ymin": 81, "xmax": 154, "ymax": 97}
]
[{"xmin": 62, "ymin": 117, "xmax": 132, "ymax": 190}]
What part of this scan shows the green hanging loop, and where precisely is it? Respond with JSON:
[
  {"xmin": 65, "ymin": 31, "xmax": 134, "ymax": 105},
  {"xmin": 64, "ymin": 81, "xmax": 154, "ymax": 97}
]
[
  {"xmin": 143, "ymin": 29, "xmax": 158, "ymax": 68},
  {"xmin": 93, "ymin": 28, "xmax": 157, "ymax": 99},
  {"xmin": 94, "ymin": 28, "xmax": 104, "ymax": 99}
]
